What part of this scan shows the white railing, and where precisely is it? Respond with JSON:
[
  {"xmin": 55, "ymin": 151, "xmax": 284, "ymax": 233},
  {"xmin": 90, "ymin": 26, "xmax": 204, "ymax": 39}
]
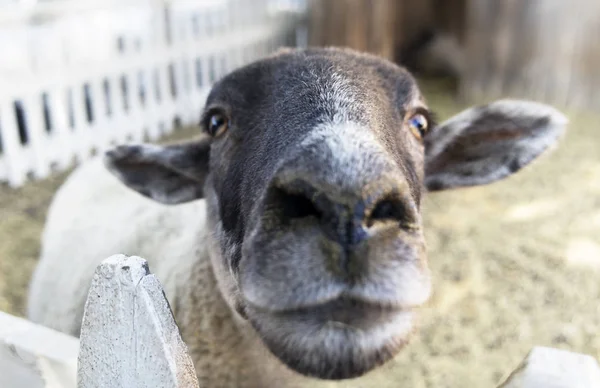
[
  {"xmin": 0, "ymin": 0, "xmax": 307, "ymax": 187},
  {"xmin": 1, "ymin": 254, "xmax": 599, "ymax": 387}
]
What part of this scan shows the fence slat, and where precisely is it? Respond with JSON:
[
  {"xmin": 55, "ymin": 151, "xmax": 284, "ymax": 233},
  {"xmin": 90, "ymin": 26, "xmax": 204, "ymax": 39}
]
[
  {"xmin": 89, "ymin": 79, "xmax": 109, "ymax": 155},
  {"xmin": 77, "ymin": 254, "xmax": 199, "ymax": 388},
  {"xmin": 69, "ymin": 84, "xmax": 92, "ymax": 163},
  {"xmin": 141, "ymin": 67, "xmax": 162, "ymax": 141},
  {"xmin": 108, "ymin": 73, "xmax": 129, "ymax": 145},
  {"xmin": 21, "ymin": 95, "xmax": 51, "ymax": 179},
  {"xmin": 126, "ymin": 69, "xmax": 147, "ymax": 143},
  {"xmin": 46, "ymin": 87, "xmax": 75, "ymax": 170},
  {"xmin": 0, "ymin": 311, "xmax": 79, "ymax": 388},
  {"xmin": 498, "ymin": 346, "xmax": 600, "ymax": 388},
  {"xmin": 0, "ymin": 100, "xmax": 26, "ymax": 186}
]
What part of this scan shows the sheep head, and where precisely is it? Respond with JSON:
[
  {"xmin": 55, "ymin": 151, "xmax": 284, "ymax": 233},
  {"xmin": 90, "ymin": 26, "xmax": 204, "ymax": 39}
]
[{"xmin": 104, "ymin": 47, "xmax": 567, "ymax": 380}]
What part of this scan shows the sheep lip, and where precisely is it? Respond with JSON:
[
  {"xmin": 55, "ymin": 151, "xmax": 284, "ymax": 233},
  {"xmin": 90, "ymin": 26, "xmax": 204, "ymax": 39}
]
[{"xmin": 246, "ymin": 297, "xmax": 407, "ymax": 328}]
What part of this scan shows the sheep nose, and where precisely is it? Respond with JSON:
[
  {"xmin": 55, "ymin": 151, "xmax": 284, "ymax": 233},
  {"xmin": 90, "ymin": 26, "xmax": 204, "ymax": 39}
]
[{"xmin": 264, "ymin": 176, "xmax": 414, "ymax": 249}]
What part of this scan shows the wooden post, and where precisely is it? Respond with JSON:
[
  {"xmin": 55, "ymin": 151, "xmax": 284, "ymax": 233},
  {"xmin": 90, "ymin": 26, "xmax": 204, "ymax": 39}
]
[
  {"xmin": 498, "ymin": 346, "xmax": 600, "ymax": 388},
  {"xmin": 461, "ymin": 0, "xmax": 600, "ymax": 111},
  {"xmin": 307, "ymin": 0, "xmax": 467, "ymax": 75},
  {"xmin": 307, "ymin": 0, "xmax": 399, "ymax": 60},
  {"xmin": 0, "ymin": 311, "xmax": 79, "ymax": 388},
  {"xmin": 77, "ymin": 254, "xmax": 199, "ymax": 388}
]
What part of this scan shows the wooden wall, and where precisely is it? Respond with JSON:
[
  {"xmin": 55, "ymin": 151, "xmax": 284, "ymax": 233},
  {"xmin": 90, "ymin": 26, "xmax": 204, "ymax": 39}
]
[
  {"xmin": 307, "ymin": 0, "xmax": 600, "ymax": 111},
  {"xmin": 307, "ymin": 0, "xmax": 399, "ymax": 60},
  {"xmin": 307, "ymin": 0, "xmax": 466, "ymax": 64},
  {"xmin": 460, "ymin": 0, "xmax": 600, "ymax": 111}
]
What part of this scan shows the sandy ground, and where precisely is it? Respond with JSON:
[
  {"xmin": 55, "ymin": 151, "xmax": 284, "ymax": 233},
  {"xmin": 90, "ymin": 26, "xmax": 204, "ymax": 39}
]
[{"xmin": 0, "ymin": 79, "xmax": 598, "ymax": 387}]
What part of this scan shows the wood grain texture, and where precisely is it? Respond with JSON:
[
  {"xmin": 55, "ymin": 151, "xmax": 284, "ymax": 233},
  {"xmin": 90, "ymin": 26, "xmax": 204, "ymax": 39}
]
[
  {"xmin": 461, "ymin": 0, "xmax": 600, "ymax": 111},
  {"xmin": 307, "ymin": 0, "xmax": 398, "ymax": 60},
  {"xmin": 77, "ymin": 254, "xmax": 199, "ymax": 388},
  {"xmin": 0, "ymin": 311, "xmax": 79, "ymax": 388},
  {"xmin": 498, "ymin": 346, "xmax": 600, "ymax": 388},
  {"xmin": 307, "ymin": 0, "xmax": 467, "ymax": 73}
]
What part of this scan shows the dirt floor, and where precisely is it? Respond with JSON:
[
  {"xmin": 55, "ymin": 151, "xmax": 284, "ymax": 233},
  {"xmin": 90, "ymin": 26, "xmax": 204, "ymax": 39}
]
[{"xmin": 0, "ymin": 79, "xmax": 598, "ymax": 387}]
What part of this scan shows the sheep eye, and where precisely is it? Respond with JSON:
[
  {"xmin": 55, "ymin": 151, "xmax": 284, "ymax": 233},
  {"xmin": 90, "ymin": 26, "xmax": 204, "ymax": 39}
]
[
  {"xmin": 207, "ymin": 113, "xmax": 228, "ymax": 137},
  {"xmin": 408, "ymin": 114, "xmax": 428, "ymax": 139}
]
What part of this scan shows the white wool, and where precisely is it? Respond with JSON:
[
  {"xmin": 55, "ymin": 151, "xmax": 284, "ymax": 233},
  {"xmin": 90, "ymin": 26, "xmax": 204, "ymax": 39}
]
[{"xmin": 27, "ymin": 157, "xmax": 207, "ymax": 336}]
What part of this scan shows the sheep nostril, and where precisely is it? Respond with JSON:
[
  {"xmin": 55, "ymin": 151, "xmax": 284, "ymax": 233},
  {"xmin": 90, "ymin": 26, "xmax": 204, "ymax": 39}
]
[
  {"xmin": 274, "ymin": 188, "xmax": 322, "ymax": 220},
  {"xmin": 368, "ymin": 198, "xmax": 408, "ymax": 227}
]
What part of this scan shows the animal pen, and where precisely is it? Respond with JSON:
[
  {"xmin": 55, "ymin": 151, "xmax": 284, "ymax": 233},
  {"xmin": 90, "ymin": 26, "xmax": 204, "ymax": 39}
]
[
  {"xmin": 0, "ymin": 0, "xmax": 306, "ymax": 187},
  {"xmin": 1, "ymin": 0, "xmax": 600, "ymax": 387}
]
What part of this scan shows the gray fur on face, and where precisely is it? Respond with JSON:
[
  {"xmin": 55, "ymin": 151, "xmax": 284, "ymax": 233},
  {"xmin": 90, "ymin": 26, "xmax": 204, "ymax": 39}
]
[{"xmin": 101, "ymin": 47, "xmax": 567, "ymax": 380}]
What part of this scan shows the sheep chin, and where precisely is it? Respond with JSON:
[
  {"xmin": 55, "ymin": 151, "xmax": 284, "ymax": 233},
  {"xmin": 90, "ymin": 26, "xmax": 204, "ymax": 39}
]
[{"xmin": 246, "ymin": 303, "xmax": 416, "ymax": 380}]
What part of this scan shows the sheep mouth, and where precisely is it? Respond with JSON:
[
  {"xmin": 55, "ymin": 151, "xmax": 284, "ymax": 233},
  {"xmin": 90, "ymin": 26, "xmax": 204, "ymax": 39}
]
[
  {"xmin": 257, "ymin": 296, "xmax": 408, "ymax": 329},
  {"xmin": 245, "ymin": 296, "xmax": 416, "ymax": 380}
]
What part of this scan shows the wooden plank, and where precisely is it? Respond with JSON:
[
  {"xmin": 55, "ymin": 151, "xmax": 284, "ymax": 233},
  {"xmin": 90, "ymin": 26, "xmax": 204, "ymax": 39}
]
[
  {"xmin": 498, "ymin": 346, "xmax": 600, "ymax": 388},
  {"xmin": 125, "ymin": 68, "xmax": 148, "ymax": 144},
  {"xmin": 307, "ymin": 0, "xmax": 399, "ymax": 61},
  {"xmin": 46, "ymin": 86, "xmax": 76, "ymax": 171},
  {"xmin": 0, "ymin": 311, "xmax": 79, "ymax": 388},
  {"xmin": 77, "ymin": 254, "xmax": 199, "ymax": 388},
  {"xmin": 0, "ymin": 99, "xmax": 27, "ymax": 187},
  {"xmin": 88, "ymin": 78, "xmax": 109, "ymax": 155},
  {"xmin": 69, "ymin": 83, "xmax": 93, "ymax": 164},
  {"xmin": 21, "ymin": 94, "xmax": 51, "ymax": 180},
  {"xmin": 461, "ymin": 0, "xmax": 600, "ymax": 111},
  {"xmin": 0, "ymin": 153, "xmax": 6, "ymax": 182}
]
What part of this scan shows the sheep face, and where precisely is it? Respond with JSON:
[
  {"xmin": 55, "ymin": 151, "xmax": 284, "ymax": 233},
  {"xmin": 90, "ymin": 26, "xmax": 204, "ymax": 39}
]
[{"xmin": 104, "ymin": 48, "xmax": 567, "ymax": 380}]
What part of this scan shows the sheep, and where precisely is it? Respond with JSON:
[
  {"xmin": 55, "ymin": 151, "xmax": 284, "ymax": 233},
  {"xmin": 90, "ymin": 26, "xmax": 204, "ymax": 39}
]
[{"xmin": 27, "ymin": 47, "xmax": 567, "ymax": 387}]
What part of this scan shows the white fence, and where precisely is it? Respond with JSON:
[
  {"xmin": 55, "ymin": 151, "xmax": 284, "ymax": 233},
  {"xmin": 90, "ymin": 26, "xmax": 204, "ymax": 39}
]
[
  {"xmin": 0, "ymin": 0, "xmax": 307, "ymax": 187},
  {"xmin": 1, "ymin": 254, "xmax": 599, "ymax": 387}
]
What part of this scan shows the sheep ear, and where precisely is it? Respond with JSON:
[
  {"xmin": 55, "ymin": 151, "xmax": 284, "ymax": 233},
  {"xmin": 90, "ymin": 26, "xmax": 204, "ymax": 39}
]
[
  {"xmin": 424, "ymin": 99, "xmax": 568, "ymax": 191},
  {"xmin": 104, "ymin": 136, "xmax": 211, "ymax": 204}
]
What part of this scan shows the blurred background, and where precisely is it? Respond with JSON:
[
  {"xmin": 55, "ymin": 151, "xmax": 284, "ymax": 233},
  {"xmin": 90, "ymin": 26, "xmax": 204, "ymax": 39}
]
[{"xmin": 0, "ymin": 0, "xmax": 598, "ymax": 386}]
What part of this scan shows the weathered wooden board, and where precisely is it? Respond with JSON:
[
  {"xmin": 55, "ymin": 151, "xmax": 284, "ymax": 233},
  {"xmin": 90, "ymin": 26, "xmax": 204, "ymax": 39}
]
[
  {"xmin": 307, "ymin": 0, "xmax": 399, "ymax": 60},
  {"xmin": 0, "ymin": 311, "xmax": 79, "ymax": 388},
  {"xmin": 498, "ymin": 346, "xmax": 600, "ymax": 388},
  {"xmin": 461, "ymin": 0, "xmax": 600, "ymax": 111},
  {"xmin": 77, "ymin": 254, "xmax": 199, "ymax": 388}
]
